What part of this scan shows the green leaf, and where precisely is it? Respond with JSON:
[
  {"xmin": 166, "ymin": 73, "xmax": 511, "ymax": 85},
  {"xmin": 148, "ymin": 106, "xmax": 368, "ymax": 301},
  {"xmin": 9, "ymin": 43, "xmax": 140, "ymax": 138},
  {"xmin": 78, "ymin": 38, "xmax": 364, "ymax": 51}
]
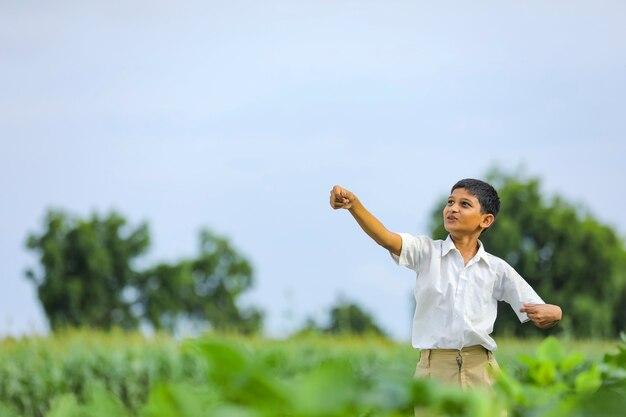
[
  {"xmin": 83, "ymin": 387, "xmax": 131, "ymax": 417},
  {"xmin": 517, "ymin": 354, "xmax": 539, "ymax": 367},
  {"xmin": 559, "ymin": 352, "xmax": 586, "ymax": 374},
  {"xmin": 192, "ymin": 339, "xmax": 251, "ymax": 377},
  {"xmin": 574, "ymin": 365, "xmax": 602, "ymax": 394},
  {"xmin": 528, "ymin": 361, "xmax": 556, "ymax": 386},
  {"xmin": 209, "ymin": 405, "xmax": 260, "ymax": 417},
  {"xmin": 494, "ymin": 367, "xmax": 526, "ymax": 405},
  {"xmin": 291, "ymin": 361, "xmax": 361, "ymax": 416},
  {"xmin": 536, "ymin": 337, "xmax": 565, "ymax": 363},
  {"xmin": 190, "ymin": 339, "xmax": 290, "ymax": 411},
  {"xmin": 142, "ymin": 383, "xmax": 214, "ymax": 417},
  {"xmin": 46, "ymin": 394, "xmax": 81, "ymax": 417}
]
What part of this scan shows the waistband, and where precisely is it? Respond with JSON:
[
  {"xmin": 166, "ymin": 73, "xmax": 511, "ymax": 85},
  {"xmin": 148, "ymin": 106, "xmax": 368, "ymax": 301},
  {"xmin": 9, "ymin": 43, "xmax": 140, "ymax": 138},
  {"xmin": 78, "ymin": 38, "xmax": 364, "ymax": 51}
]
[{"xmin": 420, "ymin": 345, "xmax": 492, "ymax": 358}]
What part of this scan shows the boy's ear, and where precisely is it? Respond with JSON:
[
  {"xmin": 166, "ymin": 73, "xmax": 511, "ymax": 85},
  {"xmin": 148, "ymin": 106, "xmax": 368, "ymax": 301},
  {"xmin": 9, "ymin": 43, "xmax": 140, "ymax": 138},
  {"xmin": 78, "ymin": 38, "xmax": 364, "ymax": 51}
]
[{"xmin": 481, "ymin": 213, "xmax": 495, "ymax": 229}]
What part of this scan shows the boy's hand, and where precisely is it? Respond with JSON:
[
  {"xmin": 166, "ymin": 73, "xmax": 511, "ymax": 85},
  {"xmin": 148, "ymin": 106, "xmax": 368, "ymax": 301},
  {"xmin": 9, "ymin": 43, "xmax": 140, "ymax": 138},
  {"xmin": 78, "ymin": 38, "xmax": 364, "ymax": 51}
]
[
  {"xmin": 330, "ymin": 185, "xmax": 356, "ymax": 210},
  {"xmin": 520, "ymin": 303, "xmax": 562, "ymax": 329}
]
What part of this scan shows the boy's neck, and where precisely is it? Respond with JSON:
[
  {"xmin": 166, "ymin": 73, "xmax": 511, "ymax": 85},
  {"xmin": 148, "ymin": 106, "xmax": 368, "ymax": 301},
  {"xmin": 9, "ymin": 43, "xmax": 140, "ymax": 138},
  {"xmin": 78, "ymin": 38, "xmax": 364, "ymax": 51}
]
[{"xmin": 450, "ymin": 232, "xmax": 481, "ymax": 264}]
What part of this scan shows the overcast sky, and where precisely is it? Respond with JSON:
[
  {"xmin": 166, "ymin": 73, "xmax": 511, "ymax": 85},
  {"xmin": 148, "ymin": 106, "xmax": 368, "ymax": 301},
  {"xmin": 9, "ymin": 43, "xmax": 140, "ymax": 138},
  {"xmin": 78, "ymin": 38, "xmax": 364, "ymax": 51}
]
[{"xmin": 2, "ymin": 0, "xmax": 625, "ymax": 341}]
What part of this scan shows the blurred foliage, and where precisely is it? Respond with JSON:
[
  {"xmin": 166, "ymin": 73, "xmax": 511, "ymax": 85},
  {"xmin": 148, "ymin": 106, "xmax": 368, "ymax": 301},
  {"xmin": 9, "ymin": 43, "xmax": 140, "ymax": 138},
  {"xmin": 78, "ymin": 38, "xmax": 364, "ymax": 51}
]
[
  {"xmin": 0, "ymin": 329, "xmax": 206, "ymax": 417},
  {"xmin": 1, "ymin": 331, "xmax": 625, "ymax": 417},
  {"xmin": 25, "ymin": 210, "xmax": 262, "ymax": 333},
  {"xmin": 138, "ymin": 229, "xmax": 263, "ymax": 334},
  {"xmin": 25, "ymin": 211, "xmax": 150, "ymax": 330},
  {"xmin": 493, "ymin": 335, "xmax": 626, "ymax": 417},
  {"xmin": 0, "ymin": 329, "xmax": 413, "ymax": 417},
  {"xmin": 299, "ymin": 298, "xmax": 387, "ymax": 337},
  {"xmin": 429, "ymin": 169, "xmax": 626, "ymax": 338}
]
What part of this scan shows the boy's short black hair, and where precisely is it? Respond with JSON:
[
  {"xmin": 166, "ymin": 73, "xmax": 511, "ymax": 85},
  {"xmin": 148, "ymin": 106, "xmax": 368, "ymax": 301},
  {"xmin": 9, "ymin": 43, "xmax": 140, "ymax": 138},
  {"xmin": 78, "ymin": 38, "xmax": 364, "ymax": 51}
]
[{"xmin": 451, "ymin": 178, "xmax": 501, "ymax": 219}]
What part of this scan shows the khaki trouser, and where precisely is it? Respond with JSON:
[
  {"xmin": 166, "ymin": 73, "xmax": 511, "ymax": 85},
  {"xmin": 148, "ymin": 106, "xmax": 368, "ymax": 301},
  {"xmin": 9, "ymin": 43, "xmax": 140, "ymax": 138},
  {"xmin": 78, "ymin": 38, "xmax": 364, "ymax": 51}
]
[{"xmin": 415, "ymin": 345, "xmax": 500, "ymax": 389}]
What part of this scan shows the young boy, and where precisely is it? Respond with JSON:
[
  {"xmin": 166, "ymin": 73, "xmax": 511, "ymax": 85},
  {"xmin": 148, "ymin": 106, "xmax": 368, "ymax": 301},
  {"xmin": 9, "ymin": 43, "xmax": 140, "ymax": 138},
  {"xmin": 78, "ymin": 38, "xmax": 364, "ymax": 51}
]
[{"xmin": 329, "ymin": 179, "xmax": 562, "ymax": 389}]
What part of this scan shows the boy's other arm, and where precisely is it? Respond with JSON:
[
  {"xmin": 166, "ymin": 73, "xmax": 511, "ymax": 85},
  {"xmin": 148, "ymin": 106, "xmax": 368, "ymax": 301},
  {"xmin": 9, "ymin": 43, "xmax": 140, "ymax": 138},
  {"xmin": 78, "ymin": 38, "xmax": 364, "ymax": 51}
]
[
  {"xmin": 330, "ymin": 185, "xmax": 402, "ymax": 256},
  {"xmin": 520, "ymin": 303, "xmax": 562, "ymax": 329}
]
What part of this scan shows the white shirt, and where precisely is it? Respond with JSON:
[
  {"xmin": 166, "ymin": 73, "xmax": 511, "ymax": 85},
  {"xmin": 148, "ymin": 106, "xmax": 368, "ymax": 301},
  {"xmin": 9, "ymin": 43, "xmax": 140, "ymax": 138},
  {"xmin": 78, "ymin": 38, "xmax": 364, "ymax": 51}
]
[{"xmin": 391, "ymin": 234, "xmax": 544, "ymax": 351}]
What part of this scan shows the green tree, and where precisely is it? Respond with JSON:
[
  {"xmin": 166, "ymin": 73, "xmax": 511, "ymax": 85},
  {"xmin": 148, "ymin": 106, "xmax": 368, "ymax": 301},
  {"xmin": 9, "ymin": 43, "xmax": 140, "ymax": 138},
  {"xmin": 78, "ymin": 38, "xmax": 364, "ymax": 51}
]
[
  {"xmin": 26, "ymin": 210, "xmax": 150, "ymax": 330},
  {"xmin": 26, "ymin": 210, "xmax": 263, "ymax": 333},
  {"xmin": 139, "ymin": 230, "xmax": 263, "ymax": 334},
  {"xmin": 429, "ymin": 169, "xmax": 626, "ymax": 338}
]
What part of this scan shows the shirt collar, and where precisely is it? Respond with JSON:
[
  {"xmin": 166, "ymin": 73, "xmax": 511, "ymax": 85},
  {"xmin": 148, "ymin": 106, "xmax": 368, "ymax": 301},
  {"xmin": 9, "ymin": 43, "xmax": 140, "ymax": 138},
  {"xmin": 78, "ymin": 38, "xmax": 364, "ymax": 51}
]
[
  {"xmin": 443, "ymin": 235, "xmax": 491, "ymax": 266},
  {"xmin": 475, "ymin": 239, "xmax": 491, "ymax": 266},
  {"xmin": 442, "ymin": 235, "xmax": 457, "ymax": 256}
]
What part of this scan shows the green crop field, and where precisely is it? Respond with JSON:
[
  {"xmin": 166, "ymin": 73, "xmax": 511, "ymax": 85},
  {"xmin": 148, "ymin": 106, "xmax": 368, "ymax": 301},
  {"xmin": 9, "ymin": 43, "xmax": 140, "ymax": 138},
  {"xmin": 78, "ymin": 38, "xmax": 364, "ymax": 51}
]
[{"xmin": 1, "ymin": 330, "xmax": 625, "ymax": 417}]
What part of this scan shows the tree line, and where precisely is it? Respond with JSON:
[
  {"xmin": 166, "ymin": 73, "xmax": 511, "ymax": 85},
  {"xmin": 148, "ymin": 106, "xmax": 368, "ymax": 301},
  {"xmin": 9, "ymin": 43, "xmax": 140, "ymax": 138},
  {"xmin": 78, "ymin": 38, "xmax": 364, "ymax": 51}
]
[
  {"xmin": 25, "ymin": 211, "xmax": 383, "ymax": 336},
  {"xmin": 25, "ymin": 213, "xmax": 263, "ymax": 334},
  {"xmin": 25, "ymin": 171, "xmax": 626, "ymax": 338}
]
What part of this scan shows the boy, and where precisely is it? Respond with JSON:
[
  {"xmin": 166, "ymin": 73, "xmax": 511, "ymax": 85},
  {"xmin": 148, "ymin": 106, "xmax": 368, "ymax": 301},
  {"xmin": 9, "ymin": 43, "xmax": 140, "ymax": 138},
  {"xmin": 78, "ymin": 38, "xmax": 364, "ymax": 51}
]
[{"xmin": 329, "ymin": 179, "xmax": 562, "ymax": 389}]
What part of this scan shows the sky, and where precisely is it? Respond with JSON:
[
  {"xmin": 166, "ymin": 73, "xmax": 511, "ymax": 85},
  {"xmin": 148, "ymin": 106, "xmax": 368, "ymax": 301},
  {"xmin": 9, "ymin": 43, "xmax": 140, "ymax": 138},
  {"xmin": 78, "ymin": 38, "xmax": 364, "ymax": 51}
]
[{"xmin": 1, "ymin": 0, "xmax": 625, "ymax": 341}]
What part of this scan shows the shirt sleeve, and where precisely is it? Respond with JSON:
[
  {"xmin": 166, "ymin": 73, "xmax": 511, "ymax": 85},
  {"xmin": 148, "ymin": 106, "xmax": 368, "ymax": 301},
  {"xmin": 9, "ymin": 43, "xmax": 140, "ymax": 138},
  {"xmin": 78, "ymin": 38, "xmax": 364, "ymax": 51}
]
[
  {"xmin": 389, "ymin": 233, "xmax": 427, "ymax": 271},
  {"xmin": 496, "ymin": 263, "xmax": 545, "ymax": 323}
]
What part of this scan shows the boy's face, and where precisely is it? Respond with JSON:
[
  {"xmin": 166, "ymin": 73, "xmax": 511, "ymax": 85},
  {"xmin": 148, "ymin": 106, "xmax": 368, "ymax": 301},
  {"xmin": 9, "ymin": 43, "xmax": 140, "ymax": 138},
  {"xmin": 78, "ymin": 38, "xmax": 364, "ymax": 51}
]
[{"xmin": 443, "ymin": 188, "xmax": 494, "ymax": 235}]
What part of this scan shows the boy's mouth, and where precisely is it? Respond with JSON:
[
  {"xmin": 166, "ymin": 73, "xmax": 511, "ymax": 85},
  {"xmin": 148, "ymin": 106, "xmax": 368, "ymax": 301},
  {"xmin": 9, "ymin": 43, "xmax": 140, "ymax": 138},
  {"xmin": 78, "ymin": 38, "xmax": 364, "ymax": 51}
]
[{"xmin": 446, "ymin": 215, "xmax": 458, "ymax": 221}]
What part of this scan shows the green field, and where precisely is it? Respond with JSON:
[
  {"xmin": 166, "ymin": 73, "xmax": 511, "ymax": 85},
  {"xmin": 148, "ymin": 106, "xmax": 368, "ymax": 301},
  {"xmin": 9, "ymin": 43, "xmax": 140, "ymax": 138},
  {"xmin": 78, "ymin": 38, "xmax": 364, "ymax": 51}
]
[{"xmin": 1, "ymin": 330, "xmax": 625, "ymax": 417}]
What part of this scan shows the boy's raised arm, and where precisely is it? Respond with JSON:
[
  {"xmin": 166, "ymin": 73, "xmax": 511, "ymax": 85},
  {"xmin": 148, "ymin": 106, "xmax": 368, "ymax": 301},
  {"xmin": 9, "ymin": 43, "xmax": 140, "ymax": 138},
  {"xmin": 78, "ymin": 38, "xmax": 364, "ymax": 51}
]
[{"xmin": 330, "ymin": 185, "xmax": 402, "ymax": 256}]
